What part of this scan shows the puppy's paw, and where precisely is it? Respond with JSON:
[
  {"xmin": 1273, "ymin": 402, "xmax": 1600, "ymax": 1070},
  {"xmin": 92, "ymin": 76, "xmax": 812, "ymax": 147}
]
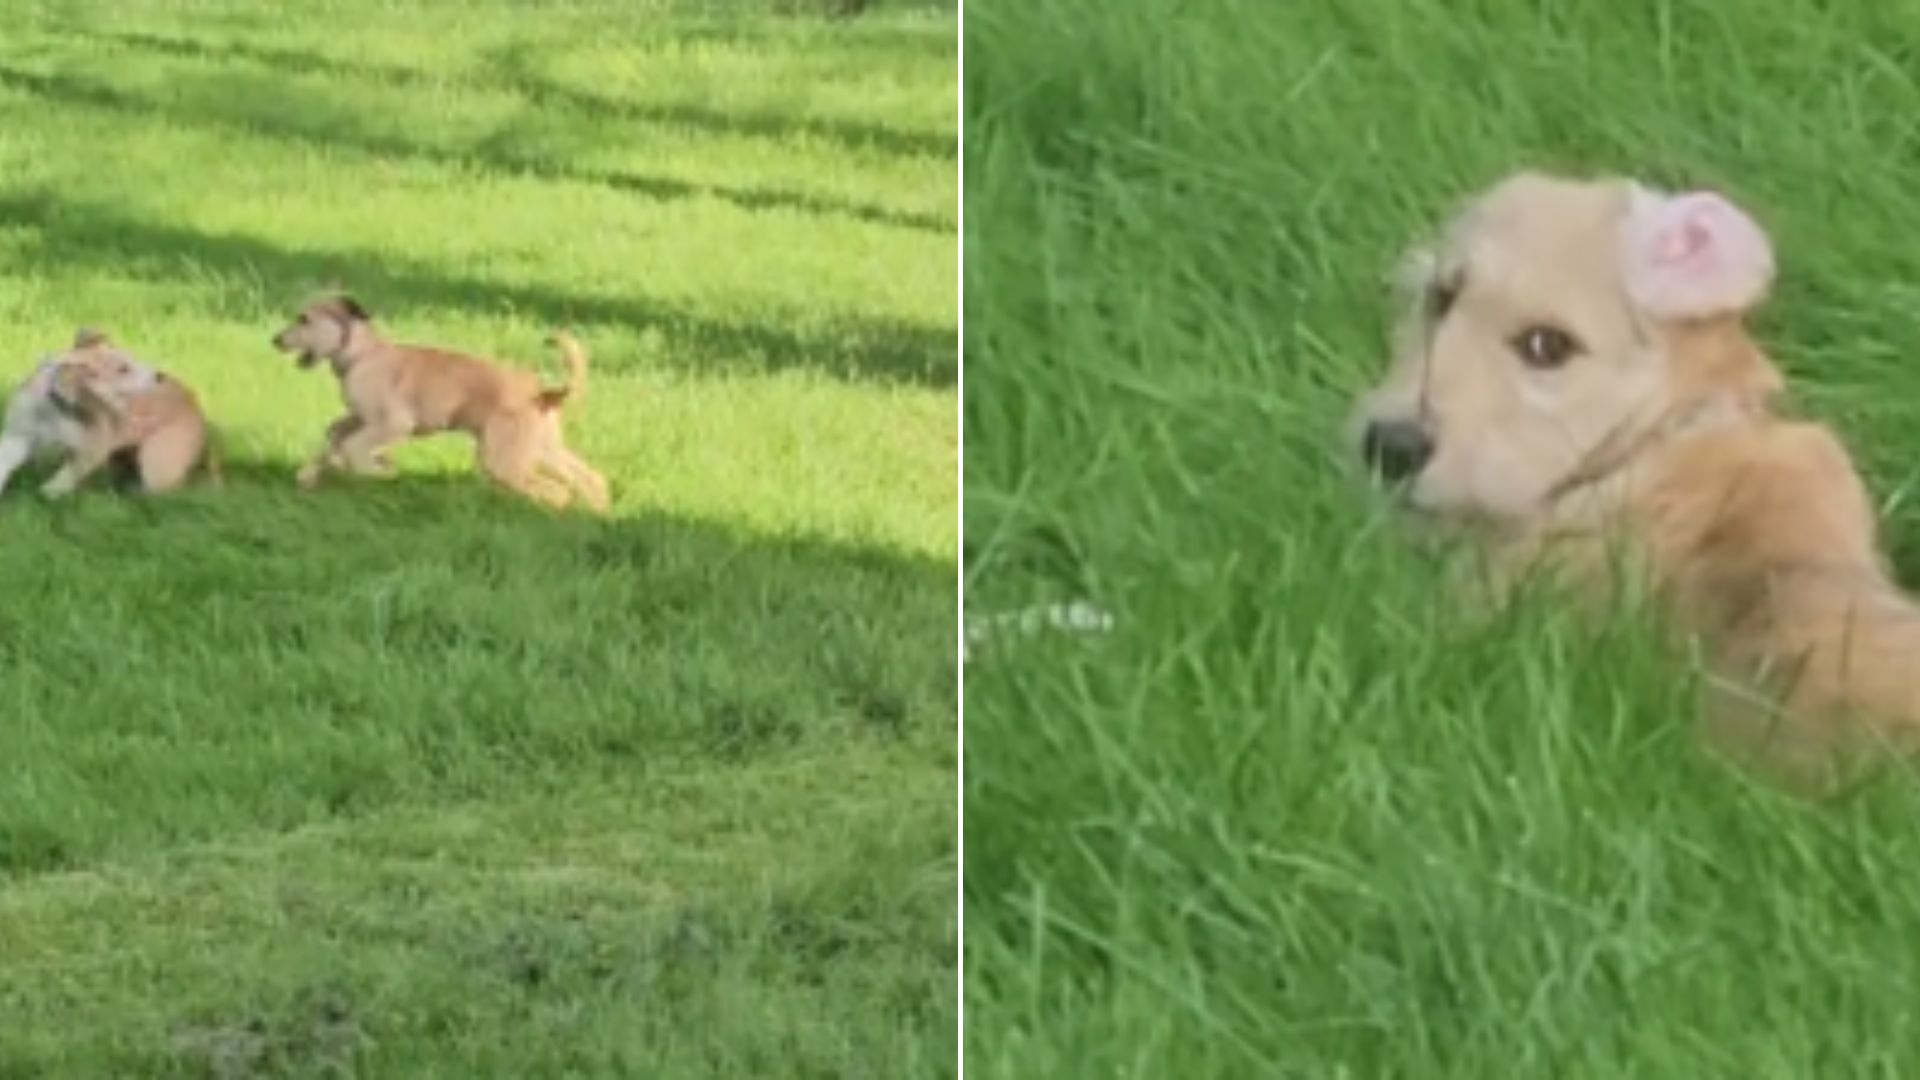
[{"xmin": 296, "ymin": 463, "xmax": 324, "ymax": 490}]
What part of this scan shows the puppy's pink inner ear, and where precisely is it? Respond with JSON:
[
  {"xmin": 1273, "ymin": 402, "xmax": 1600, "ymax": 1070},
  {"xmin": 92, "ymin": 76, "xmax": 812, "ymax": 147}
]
[
  {"xmin": 1623, "ymin": 188, "xmax": 1774, "ymax": 320},
  {"xmin": 1653, "ymin": 212, "xmax": 1713, "ymax": 265}
]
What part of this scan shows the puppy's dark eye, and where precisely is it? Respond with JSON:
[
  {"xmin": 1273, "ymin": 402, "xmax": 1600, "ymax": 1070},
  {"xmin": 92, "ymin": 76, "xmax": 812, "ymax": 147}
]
[
  {"xmin": 1426, "ymin": 280, "xmax": 1460, "ymax": 321},
  {"xmin": 1511, "ymin": 325, "xmax": 1580, "ymax": 369}
]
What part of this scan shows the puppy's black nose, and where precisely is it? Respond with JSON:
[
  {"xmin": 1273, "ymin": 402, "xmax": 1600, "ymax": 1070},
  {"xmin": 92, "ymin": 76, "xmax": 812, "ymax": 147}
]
[{"xmin": 1362, "ymin": 420, "xmax": 1434, "ymax": 483}]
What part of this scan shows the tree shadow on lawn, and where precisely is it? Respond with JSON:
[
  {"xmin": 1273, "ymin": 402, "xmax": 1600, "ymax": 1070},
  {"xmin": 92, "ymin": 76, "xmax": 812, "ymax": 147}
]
[
  {"xmin": 479, "ymin": 40, "xmax": 956, "ymax": 163},
  {"xmin": 660, "ymin": 7, "xmax": 958, "ymax": 57},
  {"xmin": 30, "ymin": 32, "xmax": 954, "ymax": 235},
  {"xmin": 0, "ymin": 190, "xmax": 956, "ymax": 386},
  {"xmin": 73, "ymin": 26, "xmax": 957, "ymax": 163},
  {"xmin": 0, "ymin": 461, "xmax": 956, "ymax": 871}
]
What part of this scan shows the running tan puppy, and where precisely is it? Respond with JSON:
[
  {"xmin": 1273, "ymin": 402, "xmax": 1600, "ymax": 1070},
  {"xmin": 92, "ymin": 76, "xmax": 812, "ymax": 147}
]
[
  {"xmin": 1354, "ymin": 170, "xmax": 1920, "ymax": 791},
  {"xmin": 41, "ymin": 330, "xmax": 215, "ymax": 497},
  {"xmin": 271, "ymin": 296, "xmax": 611, "ymax": 512}
]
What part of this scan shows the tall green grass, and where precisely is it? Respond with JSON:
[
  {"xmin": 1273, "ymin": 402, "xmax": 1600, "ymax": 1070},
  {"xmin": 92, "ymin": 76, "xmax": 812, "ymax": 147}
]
[
  {"xmin": 0, "ymin": 1, "xmax": 956, "ymax": 1074},
  {"xmin": 965, "ymin": 1, "xmax": 1920, "ymax": 1074}
]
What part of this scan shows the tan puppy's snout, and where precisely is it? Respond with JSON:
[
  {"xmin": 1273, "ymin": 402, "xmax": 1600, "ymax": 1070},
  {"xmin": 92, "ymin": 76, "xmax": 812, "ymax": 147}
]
[
  {"xmin": 1361, "ymin": 417, "xmax": 1434, "ymax": 483},
  {"xmin": 272, "ymin": 325, "xmax": 320, "ymax": 368}
]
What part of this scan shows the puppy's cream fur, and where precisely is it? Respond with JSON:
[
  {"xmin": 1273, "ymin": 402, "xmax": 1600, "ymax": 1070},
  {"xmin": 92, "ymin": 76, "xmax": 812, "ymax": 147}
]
[
  {"xmin": 271, "ymin": 296, "xmax": 611, "ymax": 513},
  {"xmin": 1355, "ymin": 171, "xmax": 1920, "ymax": 791}
]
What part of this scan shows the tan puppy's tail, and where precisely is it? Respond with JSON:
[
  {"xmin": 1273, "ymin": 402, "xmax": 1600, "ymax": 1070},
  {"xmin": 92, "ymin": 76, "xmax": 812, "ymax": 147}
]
[{"xmin": 539, "ymin": 330, "xmax": 588, "ymax": 411}]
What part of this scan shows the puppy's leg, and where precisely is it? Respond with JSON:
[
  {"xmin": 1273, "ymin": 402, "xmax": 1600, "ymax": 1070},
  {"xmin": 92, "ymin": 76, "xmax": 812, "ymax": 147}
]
[
  {"xmin": 0, "ymin": 432, "xmax": 34, "ymax": 496},
  {"xmin": 135, "ymin": 421, "xmax": 206, "ymax": 494},
  {"xmin": 479, "ymin": 419, "xmax": 571, "ymax": 508},
  {"xmin": 500, "ymin": 456, "xmax": 574, "ymax": 508},
  {"xmin": 520, "ymin": 472, "xmax": 574, "ymax": 507},
  {"xmin": 335, "ymin": 419, "xmax": 405, "ymax": 478},
  {"xmin": 528, "ymin": 416, "xmax": 609, "ymax": 512},
  {"xmin": 41, "ymin": 437, "xmax": 116, "ymax": 498},
  {"xmin": 543, "ymin": 447, "xmax": 611, "ymax": 514},
  {"xmin": 299, "ymin": 414, "xmax": 363, "ymax": 489}
]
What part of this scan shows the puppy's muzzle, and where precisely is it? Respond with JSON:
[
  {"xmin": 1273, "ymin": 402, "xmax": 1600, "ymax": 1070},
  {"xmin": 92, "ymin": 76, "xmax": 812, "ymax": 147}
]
[
  {"xmin": 273, "ymin": 331, "xmax": 318, "ymax": 368},
  {"xmin": 1362, "ymin": 419, "xmax": 1434, "ymax": 483}
]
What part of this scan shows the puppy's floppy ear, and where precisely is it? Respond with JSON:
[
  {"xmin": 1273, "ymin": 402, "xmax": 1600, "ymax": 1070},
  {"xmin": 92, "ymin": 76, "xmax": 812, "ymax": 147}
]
[
  {"xmin": 337, "ymin": 295, "xmax": 370, "ymax": 321},
  {"xmin": 1620, "ymin": 185, "xmax": 1775, "ymax": 321}
]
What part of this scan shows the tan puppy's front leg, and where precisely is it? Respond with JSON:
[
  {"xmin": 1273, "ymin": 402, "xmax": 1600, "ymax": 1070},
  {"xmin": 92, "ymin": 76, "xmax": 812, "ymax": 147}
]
[
  {"xmin": 299, "ymin": 415, "xmax": 362, "ymax": 489},
  {"xmin": 42, "ymin": 438, "xmax": 116, "ymax": 498},
  {"xmin": 335, "ymin": 420, "xmax": 403, "ymax": 478}
]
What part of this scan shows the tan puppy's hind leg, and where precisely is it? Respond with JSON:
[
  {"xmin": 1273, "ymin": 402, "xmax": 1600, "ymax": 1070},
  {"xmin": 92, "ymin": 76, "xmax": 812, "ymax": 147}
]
[
  {"xmin": 546, "ymin": 448, "xmax": 611, "ymax": 514},
  {"xmin": 519, "ymin": 472, "xmax": 575, "ymax": 509},
  {"xmin": 478, "ymin": 421, "xmax": 571, "ymax": 509},
  {"xmin": 136, "ymin": 422, "xmax": 205, "ymax": 494},
  {"xmin": 494, "ymin": 456, "xmax": 573, "ymax": 508}
]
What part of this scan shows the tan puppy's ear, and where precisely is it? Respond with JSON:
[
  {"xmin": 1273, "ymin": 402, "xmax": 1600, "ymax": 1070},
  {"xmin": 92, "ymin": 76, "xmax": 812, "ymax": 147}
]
[
  {"xmin": 72, "ymin": 327, "xmax": 110, "ymax": 349},
  {"xmin": 1620, "ymin": 185, "xmax": 1775, "ymax": 321}
]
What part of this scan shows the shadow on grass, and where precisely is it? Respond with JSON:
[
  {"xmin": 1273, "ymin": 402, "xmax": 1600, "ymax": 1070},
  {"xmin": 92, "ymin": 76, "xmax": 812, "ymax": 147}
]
[
  {"xmin": 658, "ymin": 9, "xmax": 957, "ymax": 57},
  {"xmin": 0, "ymin": 191, "xmax": 957, "ymax": 386},
  {"xmin": 480, "ymin": 41, "xmax": 956, "ymax": 162},
  {"xmin": 44, "ymin": 30, "xmax": 954, "ymax": 234},
  {"xmin": 77, "ymin": 27, "xmax": 955, "ymax": 162}
]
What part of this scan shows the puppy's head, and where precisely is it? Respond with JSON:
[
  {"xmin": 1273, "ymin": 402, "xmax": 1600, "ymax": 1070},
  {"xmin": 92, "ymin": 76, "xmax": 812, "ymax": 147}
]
[
  {"xmin": 272, "ymin": 295, "xmax": 370, "ymax": 369},
  {"xmin": 1352, "ymin": 172, "xmax": 1779, "ymax": 522},
  {"xmin": 51, "ymin": 330, "xmax": 159, "ymax": 408}
]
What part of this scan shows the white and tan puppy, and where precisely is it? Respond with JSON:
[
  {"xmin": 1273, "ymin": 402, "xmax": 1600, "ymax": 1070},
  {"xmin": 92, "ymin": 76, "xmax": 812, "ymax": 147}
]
[
  {"xmin": 1354, "ymin": 171, "xmax": 1920, "ymax": 792},
  {"xmin": 52, "ymin": 332, "xmax": 218, "ymax": 496},
  {"xmin": 0, "ymin": 330, "xmax": 161, "ymax": 498}
]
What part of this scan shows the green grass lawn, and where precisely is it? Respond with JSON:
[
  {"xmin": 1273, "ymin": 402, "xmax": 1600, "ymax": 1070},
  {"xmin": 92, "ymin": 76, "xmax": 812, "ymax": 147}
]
[
  {"xmin": 0, "ymin": 1, "xmax": 955, "ymax": 1074},
  {"xmin": 965, "ymin": 1, "xmax": 1920, "ymax": 1075}
]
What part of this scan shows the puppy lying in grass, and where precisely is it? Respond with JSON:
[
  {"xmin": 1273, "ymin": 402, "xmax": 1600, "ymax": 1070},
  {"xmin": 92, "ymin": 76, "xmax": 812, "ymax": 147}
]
[
  {"xmin": 0, "ymin": 329, "xmax": 210, "ymax": 498},
  {"xmin": 271, "ymin": 296, "xmax": 612, "ymax": 513},
  {"xmin": 1354, "ymin": 171, "xmax": 1920, "ymax": 792}
]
